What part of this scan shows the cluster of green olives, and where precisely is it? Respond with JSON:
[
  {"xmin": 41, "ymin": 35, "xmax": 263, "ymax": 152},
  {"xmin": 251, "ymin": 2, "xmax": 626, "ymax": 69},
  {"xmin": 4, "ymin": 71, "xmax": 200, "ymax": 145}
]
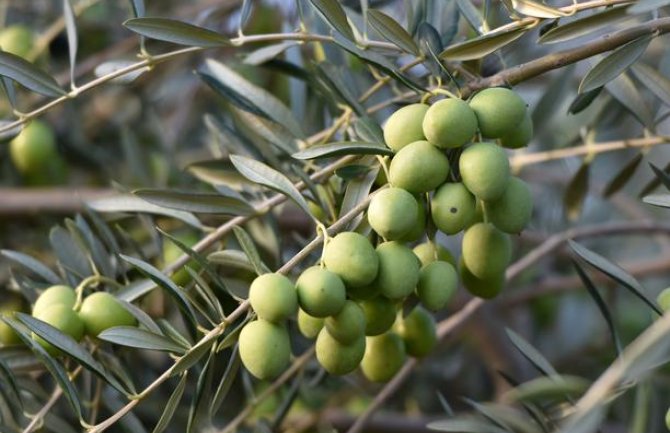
[
  {"xmin": 376, "ymin": 87, "xmax": 534, "ymax": 299},
  {"xmin": 0, "ymin": 285, "xmax": 137, "ymax": 354}
]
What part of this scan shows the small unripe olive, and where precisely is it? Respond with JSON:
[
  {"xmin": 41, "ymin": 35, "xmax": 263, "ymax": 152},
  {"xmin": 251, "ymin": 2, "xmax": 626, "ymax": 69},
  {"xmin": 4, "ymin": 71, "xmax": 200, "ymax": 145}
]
[
  {"xmin": 0, "ymin": 297, "xmax": 26, "ymax": 346},
  {"xmin": 487, "ymin": 177, "xmax": 533, "ymax": 234},
  {"xmin": 500, "ymin": 112, "xmax": 533, "ymax": 149},
  {"xmin": 657, "ymin": 288, "xmax": 670, "ymax": 312},
  {"xmin": 399, "ymin": 195, "xmax": 426, "ymax": 243},
  {"xmin": 78, "ymin": 292, "xmax": 137, "ymax": 337},
  {"xmin": 315, "ymin": 328, "xmax": 365, "ymax": 375},
  {"xmin": 325, "ymin": 300, "xmax": 366, "ymax": 344},
  {"xmin": 323, "ymin": 232, "xmax": 379, "ymax": 288},
  {"xmin": 359, "ymin": 297, "xmax": 397, "ymax": 336},
  {"xmin": 412, "ymin": 241, "xmax": 455, "ymax": 267},
  {"xmin": 394, "ymin": 306, "xmax": 436, "ymax": 358},
  {"xmin": 461, "ymin": 223, "xmax": 511, "ymax": 280},
  {"xmin": 297, "ymin": 309, "xmax": 324, "ymax": 339},
  {"xmin": 431, "ymin": 182, "xmax": 477, "ymax": 235},
  {"xmin": 0, "ymin": 25, "xmax": 34, "ymax": 58},
  {"xmin": 367, "ymin": 188, "xmax": 418, "ymax": 240},
  {"xmin": 374, "ymin": 242, "xmax": 420, "ymax": 301},
  {"xmin": 239, "ymin": 320, "xmax": 291, "ymax": 380},
  {"xmin": 459, "ymin": 257, "xmax": 505, "ymax": 299},
  {"xmin": 388, "ymin": 141, "xmax": 450, "ymax": 193},
  {"xmin": 9, "ymin": 120, "xmax": 57, "ymax": 176},
  {"xmin": 416, "ymin": 261, "xmax": 458, "ymax": 311},
  {"xmin": 360, "ymin": 332, "xmax": 406, "ymax": 383},
  {"xmin": 162, "ymin": 232, "xmax": 200, "ymax": 287},
  {"xmin": 423, "ymin": 98, "xmax": 478, "ymax": 148},
  {"xmin": 33, "ymin": 304, "xmax": 84, "ymax": 355},
  {"xmin": 459, "ymin": 142, "xmax": 511, "ymax": 201},
  {"xmin": 32, "ymin": 285, "xmax": 76, "ymax": 317},
  {"xmin": 296, "ymin": 266, "xmax": 346, "ymax": 318},
  {"xmin": 469, "ymin": 87, "xmax": 527, "ymax": 138},
  {"xmin": 665, "ymin": 406, "xmax": 670, "ymax": 430},
  {"xmin": 249, "ymin": 273, "xmax": 298, "ymax": 323},
  {"xmin": 383, "ymin": 103, "xmax": 429, "ymax": 152}
]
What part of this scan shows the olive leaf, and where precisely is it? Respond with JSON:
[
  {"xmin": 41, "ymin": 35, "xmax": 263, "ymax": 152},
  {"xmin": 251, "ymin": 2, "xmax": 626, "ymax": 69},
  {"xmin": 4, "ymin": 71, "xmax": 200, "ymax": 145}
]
[
  {"xmin": 579, "ymin": 36, "xmax": 651, "ymax": 93},
  {"xmin": 0, "ymin": 52, "xmax": 65, "ymax": 97},
  {"xmin": 367, "ymin": 9, "xmax": 420, "ymax": 55},
  {"xmin": 124, "ymin": 17, "xmax": 230, "ymax": 47},
  {"xmin": 440, "ymin": 26, "xmax": 531, "ymax": 61}
]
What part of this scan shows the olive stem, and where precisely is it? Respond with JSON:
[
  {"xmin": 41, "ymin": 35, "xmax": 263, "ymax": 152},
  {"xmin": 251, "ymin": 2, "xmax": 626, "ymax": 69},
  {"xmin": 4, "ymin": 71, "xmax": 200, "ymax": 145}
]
[{"xmin": 72, "ymin": 275, "xmax": 123, "ymax": 311}]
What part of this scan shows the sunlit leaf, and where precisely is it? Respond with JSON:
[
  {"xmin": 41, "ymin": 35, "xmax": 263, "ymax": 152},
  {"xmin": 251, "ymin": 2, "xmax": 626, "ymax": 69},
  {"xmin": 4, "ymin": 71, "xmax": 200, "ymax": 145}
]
[
  {"xmin": 368, "ymin": 9, "xmax": 420, "ymax": 55},
  {"xmin": 293, "ymin": 142, "xmax": 392, "ymax": 160},
  {"xmin": 511, "ymin": 0, "xmax": 569, "ymax": 18},
  {"xmin": 579, "ymin": 36, "xmax": 651, "ymax": 93},
  {"xmin": 63, "ymin": 0, "xmax": 78, "ymax": 85},
  {"xmin": 134, "ymin": 189, "xmax": 254, "ymax": 216},
  {"xmin": 440, "ymin": 26, "xmax": 531, "ymax": 61},
  {"xmin": 124, "ymin": 17, "xmax": 230, "ymax": 47},
  {"xmin": 539, "ymin": 6, "xmax": 630, "ymax": 44},
  {"xmin": 309, "ymin": 0, "xmax": 355, "ymax": 41},
  {"xmin": 87, "ymin": 195, "xmax": 203, "ymax": 229},
  {"xmin": 98, "ymin": 326, "xmax": 187, "ymax": 353},
  {"xmin": 232, "ymin": 226, "xmax": 272, "ymax": 276}
]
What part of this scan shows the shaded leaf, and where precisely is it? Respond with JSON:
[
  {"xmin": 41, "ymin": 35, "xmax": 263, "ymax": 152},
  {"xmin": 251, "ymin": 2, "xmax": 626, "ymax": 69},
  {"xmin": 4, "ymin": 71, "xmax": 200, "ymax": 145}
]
[
  {"xmin": 98, "ymin": 326, "xmax": 187, "ymax": 353},
  {"xmin": 649, "ymin": 162, "xmax": 670, "ymax": 191},
  {"xmin": 309, "ymin": 0, "xmax": 355, "ymax": 41},
  {"xmin": 49, "ymin": 226, "xmax": 92, "ymax": 279},
  {"xmin": 128, "ymin": 0, "xmax": 145, "ymax": 17},
  {"xmin": 134, "ymin": 189, "xmax": 255, "ymax": 216},
  {"xmin": 602, "ymin": 152, "xmax": 643, "ymax": 197},
  {"xmin": 353, "ymin": 117, "xmax": 384, "ymax": 143},
  {"xmin": 152, "ymin": 372, "xmax": 188, "ymax": 433},
  {"xmin": 606, "ymin": 72, "xmax": 654, "ymax": 129},
  {"xmin": 368, "ymin": 9, "xmax": 420, "ymax": 55},
  {"xmin": 504, "ymin": 375, "xmax": 590, "ymax": 402},
  {"xmin": 335, "ymin": 164, "xmax": 371, "ymax": 180},
  {"xmin": 569, "ymin": 240, "xmax": 662, "ymax": 315},
  {"xmin": 210, "ymin": 344, "xmax": 241, "ymax": 413},
  {"xmin": 120, "ymin": 300, "xmax": 163, "ymax": 334},
  {"xmin": 293, "ymin": 141, "xmax": 392, "ymax": 160},
  {"xmin": 642, "ymin": 193, "xmax": 670, "ymax": 208},
  {"xmin": 563, "ymin": 161, "xmax": 590, "ymax": 221},
  {"xmin": 172, "ymin": 337, "xmax": 217, "ymax": 376},
  {"xmin": 539, "ymin": 6, "xmax": 630, "ymax": 44},
  {"xmin": 63, "ymin": 0, "xmax": 78, "ymax": 85},
  {"xmin": 627, "ymin": 0, "xmax": 670, "ymax": 13},
  {"xmin": 428, "ymin": 417, "xmax": 510, "ymax": 433},
  {"xmin": 0, "ymin": 250, "xmax": 60, "ymax": 284},
  {"xmin": 0, "ymin": 358, "xmax": 22, "ymax": 409},
  {"xmin": 440, "ymin": 26, "xmax": 531, "ymax": 61},
  {"xmin": 506, "ymin": 328, "xmax": 558, "ymax": 376},
  {"xmin": 0, "ymin": 52, "xmax": 65, "ymax": 97},
  {"xmin": 436, "ymin": 391, "xmax": 454, "ymax": 416},
  {"xmin": 239, "ymin": 0, "xmax": 254, "ymax": 32},
  {"xmin": 87, "ymin": 195, "xmax": 203, "ymax": 229},
  {"xmin": 418, "ymin": 23, "xmax": 454, "ymax": 82},
  {"xmin": 124, "ymin": 17, "xmax": 230, "ymax": 47},
  {"xmin": 208, "ymin": 250, "xmax": 256, "ymax": 273},
  {"xmin": 456, "ymin": 0, "xmax": 485, "ymax": 34},
  {"xmin": 339, "ymin": 164, "xmax": 379, "ymax": 230},
  {"xmin": 631, "ymin": 62, "xmax": 670, "ymax": 108},
  {"xmin": 462, "ymin": 400, "xmax": 541, "ymax": 433},
  {"xmin": 579, "ymin": 36, "xmax": 651, "ymax": 93},
  {"xmin": 230, "ymin": 154, "xmax": 312, "ymax": 217},
  {"xmin": 568, "ymin": 86, "xmax": 603, "ymax": 115},
  {"xmin": 573, "ymin": 260, "xmax": 623, "ymax": 355},
  {"xmin": 94, "ymin": 60, "xmax": 149, "ymax": 83},
  {"xmin": 233, "ymin": 226, "xmax": 272, "ymax": 276}
]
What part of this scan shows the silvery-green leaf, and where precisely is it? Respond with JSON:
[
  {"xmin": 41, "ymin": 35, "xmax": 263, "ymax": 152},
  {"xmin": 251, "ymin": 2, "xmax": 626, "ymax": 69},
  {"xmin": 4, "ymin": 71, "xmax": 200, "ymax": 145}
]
[
  {"xmin": 124, "ymin": 17, "xmax": 230, "ymax": 47},
  {"xmin": 579, "ymin": 36, "xmax": 651, "ymax": 93},
  {"xmin": 0, "ymin": 52, "xmax": 65, "ymax": 97}
]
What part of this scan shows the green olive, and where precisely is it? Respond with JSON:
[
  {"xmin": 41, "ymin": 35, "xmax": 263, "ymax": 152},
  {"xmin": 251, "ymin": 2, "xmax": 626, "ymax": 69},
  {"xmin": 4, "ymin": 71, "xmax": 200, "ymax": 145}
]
[
  {"xmin": 360, "ymin": 332, "xmax": 406, "ymax": 383},
  {"xmin": 297, "ymin": 309, "xmax": 324, "ymax": 339},
  {"xmin": 315, "ymin": 328, "xmax": 366, "ymax": 375},
  {"xmin": 346, "ymin": 280, "xmax": 382, "ymax": 301},
  {"xmin": 32, "ymin": 304, "xmax": 84, "ymax": 355},
  {"xmin": 423, "ymin": 98, "xmax": 478, "ymax": 148},
  {"xmin": 459, "ymin": 257, "xmax": 505, "ymax": 299},
  {"xmin": 459, "ymin": 142, "xmax": 511, "ymax": 201},
  {"xmin": 373, "ymin": 242, "xmax": 420, "ymax": 301},
  {"xmin": 249, "ymin": 273, "xmax": 298, "ymax": 323},
  {"xmin": 32, "ymin": 285, "xmax": 76, "ymax": 317},
  {"xmin": 367, "ymin": 188, "xmax": 419, "ymax": 240},
  {"xmin": 359, "ymin": 297, "xmax": 397, "ymax": 336},
  {"xmin": 487, "ymin": 177, "xmax": 533, "ymax": 234},
  {"xmin": 383, "ymin": 104, "xmax": 429, "ymax": 152},
  {"xmin": 0, "ymin": 25, "xmax": 34, "ymax": 58},
  {"xmin": 469, "ymin": 87, "xmax": 527, "ymax": 139},
  {"xmin": 78, "ymin": 292, "xmax": 137, "ymax": 337},
  {"xmin": 416, "ymin": 260, "xmax": 458, "ymax": 311},
  {"xmin": 399, "ymin": 194, "xmax": 426, "ymax": 243},
  {"xmin": 238, "ymin": 319, "xmax": 291, "ymax": 380},
  {"xmin": 388, "ymin": 141, "xmax": 450, "ymax": 193},
  {"xmin": 325, "ymin": 300, "xmax": 366, "ymax": 344},
  {"xmin": 431, "ymin": 182, "xmax": 477, "ymax": 235},
  {"xmin": 657, "ymin": 288, "xmax": 670, "ymax": 312},
  {"xmin": 162, "ymin": 232, "xmax": 200, "ymax": 287},
  {"xmin": 461, "ymin": 223, "xmax": 511, "ymax": 280},
  {"xmin": 500, "ymin": 112, "xmax": 533, "ymax": 149},
  {"xmin": 296, "ymin": 266, "xmax": 346, "ymax": 318},
  {"xmin": 394, "ymin": 306, "xmax": 436, "ymax": 358},
  {"xmin": 9, "ymin": 120, "xmax": 58, "ymax": 176},
  {"xmin": 412, "ymin": 241, "xmax": 455, "ymax": 267},
  {"xmin": 323, "ymin": 232, "xmax": 379, "ymax": 288},
  {"xmin": 0, "ymin": 297, "xmax": 26, "ymax": 346}
]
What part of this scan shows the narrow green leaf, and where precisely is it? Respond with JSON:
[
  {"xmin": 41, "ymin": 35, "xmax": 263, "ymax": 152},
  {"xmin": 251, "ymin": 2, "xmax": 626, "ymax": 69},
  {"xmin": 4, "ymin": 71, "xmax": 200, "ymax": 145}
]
[
  {"xmin": 456, "ymin": 0, "xmax": 485, "ymax": 34},
  {"xmin": 134, "ymin": 189, "xmax": 255, "ymax": 216},
  {"xmin": 602, "ymin": 152, "xmax": 643, "ymax": 197},
  {"xmin": 648, "ymin": 162, "xmax": 670, "ymax": 191},
  {"xmin": 210, "ymin": 345, "xmax": 241, "ymax": 413},
  {"xmin": 506, "ymin": 328, "xmax": 559, "ymax": 376},
  {"xmin": 128, "ymin": 0, "xmax": 145, "ymax": 17},
  {"xmin": 511, "ymin": 0, "xmax": 569, "ymax": 18},
  {"xmin": 198, "ymin": 59, "xmax": 304, "ymax": 138},
  {"xmin": 208, "ymin": 250, "xmax": 256, "ymax": 273},
  {"xmin": 152, "ymin": 372, "xmax": 188, "ymax": 433},
  {"xmin": 353, "ymin": 117, "xmax": 384, "ymax": 144},
  {"xmin": 462, "ymin": 400, "xmax": 541, "ymax": 433},
  {"xmin": 504, "ymin": 375, "xmax": 590, "ymax": 402},
  {"xmin": 0, "ymin": 250, "xmax": 60, "ymax": 284},
  {"xmin": 244, "ymin": 41, "xmax": 299, "ymax": 66},
  {"xmin": 63, "ymin": 0, "xmax": 78, "ymax": 85},
  {"xmin": 631, "ymin": 62, "xmax": 670, "ymax": 108},
  {"xmin": 172, "ymin": 337, "xmax": 217, "ymax": 376},
  {"xmin": 2, "ymin": 317, "xmax": 82, "ymax": 418},
  {"xmin": 418, "ymin": 23, "xmax": 453, "ymax": 82},
  {"xmin": 568, "ymin": 240, "xmax": 662, "ymax": 315},
  {"xmin": 573, "ymin": 260, "xmax": 623, "ymax": 355},
  {"xmin": 49, "ymin": 226, "xmax": 92, "ymax": 279},
  {"xmin": 0, "ymin": 52, "xmax": 65, "ymax": 97},
  {"xmin": 87, "ymin": 195, "xmax": 203, "ymax": 229},
  {"xmin": 436, "ymin": 391, "xmax": 454, "ymax": 416},
  {"xmin": 232, "ymin": 226, "xmax": 272, "ymax": 276},
  {"xmin": 0, "ymin": 358, "xmax": 22, "ymax": 409},
  {"xmin": 339, "ymin": 164, "xmax": 379, "ymax": 231},
  {"xmin": 293, "ymin": 141, "xmax": 392, "ymax": 160},
  {"xmin": 628, "ymin": 0, "xmax": 670, "ymax": 13},
  {"xmin": 120, "ymin": 300, "xmax": 163, "ymax": 334},
  {"xmin": 1, "ymin": 76, "xmax": 17, "ymax": 109},
  {"xmin": 606, "ymin": 73, "xmax": 654, "ymax": 130},
  {"xmin": 568, "ymin": 86, "xmax": 603, "ymax": 114},
  {"xmin": 563, "ymin": 161, "xmax": 590, "ymax": 221},
  {"xmin": 579, "ymin": 36, "xmax": 651, "ymax": 93},
  {"xmin": 94, "ymin": 60, "xmax": 148, "ymax": 83},
  {"xmin": 539, "ymin": 6, "xmax": 630, "ymax": 44},
  {"xmin": 239, "ymin": 0, "xmax": 254, "ymax": 31},
  {"xmin": 123, "ymin": 17, "xmax": 230, "ymax": 47},
  {"xmin": 440, "ymin": 26, "xmax": 531, "ymax": 61},
  {"xmin": 230, "ymin": 154, "xmax": 312, "ymax": 217},
  {"xmin": 309, "ymin": 0, "xmax": 355, "ymax": 41},
  {"xmin": 642, "ymin": 193, "xmax": 670, "ymax": 208},
  {"xmin": 98, "ymin": 326, "xmax": 187, "ymax": 353},
  {"xmin": 335, "ymin": 164, "xmax": 371, "ymax": 180},
  {"xmin": 368, "ymin": 10, "xmax": 420, "ymax": 55},
  {"xmin": 120, "ymin": 255, "xmax": 199, "ymax": 331}
]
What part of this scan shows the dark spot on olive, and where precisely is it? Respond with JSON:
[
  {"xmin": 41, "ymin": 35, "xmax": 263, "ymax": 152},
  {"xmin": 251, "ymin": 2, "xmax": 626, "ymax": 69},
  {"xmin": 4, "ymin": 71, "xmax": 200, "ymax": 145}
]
[{"xmin": 450, "ymin": 207, "xmax": 458, "ymax": 214}]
